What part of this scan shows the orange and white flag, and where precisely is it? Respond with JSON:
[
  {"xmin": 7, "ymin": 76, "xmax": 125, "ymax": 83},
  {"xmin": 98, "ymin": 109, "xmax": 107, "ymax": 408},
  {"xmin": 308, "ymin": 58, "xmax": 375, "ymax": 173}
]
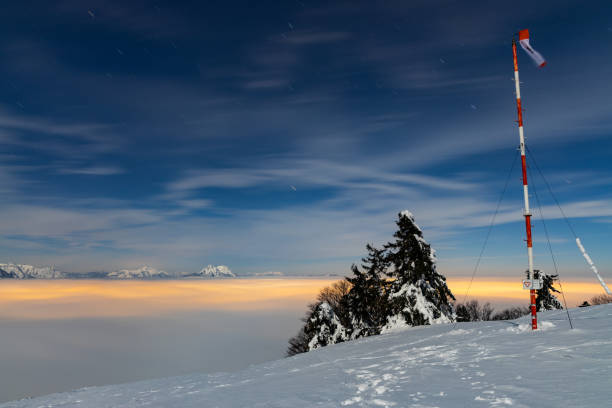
[{"xmin": 519, "ymin": 29, "xmax": 546, "ymax": 68}]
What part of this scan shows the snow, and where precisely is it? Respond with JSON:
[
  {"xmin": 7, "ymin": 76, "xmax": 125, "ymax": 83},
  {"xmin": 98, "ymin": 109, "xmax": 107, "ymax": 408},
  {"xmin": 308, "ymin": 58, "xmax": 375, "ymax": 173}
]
[
  {"xmin": 414, "ymin": 234, "xmax": 437, "ymax": 264},
  {"xmin": 0, "ymin": 264, "xmax": 236, "ymax": 280},
  {"xmin": 307, "ymin": 302, "xmax": 348, "ymax": 350},
  {"xmin": 3, "ymin": 305, "xmax": 610, "ymax": 407},
  {"xmin": 192, "ymin": 265, "xmax": 236, "ymax": 279},
  {"xmin": 381, "ymin": 283, "xmax": 453, "ymax": 333},
  {"xmin": 107, "ymin": 265, "xmax": 169, "ymax": 279},
  {"xmin": 400, "ymin": 210, "xmax": 421, "ymax": 232},
  {"xmin": 0, "ymin": 263, "xmax": 65, "ymax": 279}
]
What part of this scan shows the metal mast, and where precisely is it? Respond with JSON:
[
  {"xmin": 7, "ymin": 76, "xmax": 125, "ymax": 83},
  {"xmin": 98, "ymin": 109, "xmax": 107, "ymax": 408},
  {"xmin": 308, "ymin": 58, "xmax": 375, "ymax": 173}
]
[{"xmin": 512, "ymin": 38, "xmax": 538, "ymax": 330}]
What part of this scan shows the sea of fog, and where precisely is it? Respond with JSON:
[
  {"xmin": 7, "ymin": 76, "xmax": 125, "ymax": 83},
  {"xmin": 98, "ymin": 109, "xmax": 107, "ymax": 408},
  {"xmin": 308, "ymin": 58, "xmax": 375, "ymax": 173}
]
[
  {"xmin": 0, "ymin": 278, "xmax": 601, "ymax": 402},
  {"xmin": 0, "ymin": 279, "xmax": 338, "ymax": 402}
]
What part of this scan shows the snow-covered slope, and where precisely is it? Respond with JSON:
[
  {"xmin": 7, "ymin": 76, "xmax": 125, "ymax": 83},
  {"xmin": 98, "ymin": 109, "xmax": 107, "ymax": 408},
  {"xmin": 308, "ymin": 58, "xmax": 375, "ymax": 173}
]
[
  {"xmin": 190, "ymin": 265, "xmax": 236, "ymax": 279},
  {"xmin": 107, "ymin": 266, "xmax": 170, "ymax": 279},
  {"xmin": 2, "ymin": 305, "xmax": 610, "ymax": 407},
  {"xmin": 0, "ymin": 264, "xmax": 65, "ymax": 279}
]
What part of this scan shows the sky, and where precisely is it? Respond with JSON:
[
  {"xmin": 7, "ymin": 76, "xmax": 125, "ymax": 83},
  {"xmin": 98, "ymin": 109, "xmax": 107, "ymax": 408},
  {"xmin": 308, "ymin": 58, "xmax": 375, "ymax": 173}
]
[{"xmin": 1, "ymin": 1, "xmax": 612, "ymax": 279}]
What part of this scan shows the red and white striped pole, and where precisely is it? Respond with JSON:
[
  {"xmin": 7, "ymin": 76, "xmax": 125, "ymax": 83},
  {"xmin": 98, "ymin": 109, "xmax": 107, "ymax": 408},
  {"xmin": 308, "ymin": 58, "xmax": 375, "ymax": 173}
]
[{"xmin": 512, "ymin": 38, "xmax": 538, "ymax": 330}]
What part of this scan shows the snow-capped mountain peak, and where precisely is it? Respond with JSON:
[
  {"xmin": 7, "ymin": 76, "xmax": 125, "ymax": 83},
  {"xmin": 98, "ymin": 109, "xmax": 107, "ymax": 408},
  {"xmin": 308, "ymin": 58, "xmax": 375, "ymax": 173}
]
[
  {"xmin": 107, "ymin": 265, "xmax": 170, "ymax": 279},
  {"xmin": 197, "ymin": 265, "xmax": 236, "ymax": 278}
]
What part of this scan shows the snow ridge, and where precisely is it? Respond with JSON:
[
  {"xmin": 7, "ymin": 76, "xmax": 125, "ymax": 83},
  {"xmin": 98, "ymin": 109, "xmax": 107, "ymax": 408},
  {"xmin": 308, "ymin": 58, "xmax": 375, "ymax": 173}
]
[
  {"xmin": 0, "ymin": 264, "xmax": 65, "ymax": 279},
  {"xmin": 107, "ymin": 265, "xmax": 170, "ymax": 279}
]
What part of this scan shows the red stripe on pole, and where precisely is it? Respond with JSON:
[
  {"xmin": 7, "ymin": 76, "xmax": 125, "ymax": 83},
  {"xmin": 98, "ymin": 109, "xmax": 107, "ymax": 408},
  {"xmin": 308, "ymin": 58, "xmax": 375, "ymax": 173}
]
[
  {"xmin": 516, "ymin": 99, "xmax": 523, "ymax": 126},
  {"xmin": 521, "ymin": 155, "xmax": 528, "ymax": 185},
  {"xmin": 525, "ymin": 215, "xmax": 533, "ymax": 247},
  {"xmin": 512, "ymin": 41, "xmax": 518, "ymax": 72}
]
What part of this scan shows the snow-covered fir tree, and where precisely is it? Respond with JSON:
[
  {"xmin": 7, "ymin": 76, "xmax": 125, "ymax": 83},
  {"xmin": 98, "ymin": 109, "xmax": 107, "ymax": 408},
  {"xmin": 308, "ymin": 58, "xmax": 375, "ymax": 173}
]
[
  {"xmin": 289, "ymin": 211, "xmax": 456, "ymax": 354},
  {"xmin": 534, "ymin": 271, "xmax": 563, "ymax": 311},
  {"xmin": 343, "ymin": 244, "xmax": 393, "ymax": 338},
  {"xmin": 302, "ymin": 302, "xmax": 348, "ymax": 350},
  {"xmin": 381, "ymin": 211, "xmax": 456, "ymax": 331}
]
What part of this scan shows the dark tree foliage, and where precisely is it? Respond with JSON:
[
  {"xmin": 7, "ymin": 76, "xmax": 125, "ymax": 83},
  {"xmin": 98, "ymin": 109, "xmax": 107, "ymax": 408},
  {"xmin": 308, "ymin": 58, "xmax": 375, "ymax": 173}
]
[
  {"xmin": 588, "ymin": 294, "xmax": 612, "ymax": 305},
  {"xmin": 534, "ymin": 271, "xmax": 563, "ymax": 311},
  {"xmin": 344, "ymin": 244, "xmax": 391, "ymax": 338},
  {"xmin": 287, "ymin": 302, "xmax": 318, "ymax": 356},
  {"xmin": 455, "ymin": 300, "xmax": 530, "ymax": 322},
  {"xmin": 455, "ymin": 300, "xmax": 494, "ymax": 322},
  {"xmin": 491, "ymin": 306, "xmax": 530, "ymax": 321},
  {"xmin": 383, "ymin": 212, "xmax": 455, "ymax": 326},
  {"xmin": 287, "ymin": 281, "xmax": 351, "ymax": 356},
  {"xmin": 286, "ymin": 326, "xmax": 310, "ymax": 356},
  {"xmin": 301, "ymin": 301, "xmax": 347, "ymax": 350},
  {"xmin": 317, "ymin": 280, "xmax": 351, "ymax": 312}
]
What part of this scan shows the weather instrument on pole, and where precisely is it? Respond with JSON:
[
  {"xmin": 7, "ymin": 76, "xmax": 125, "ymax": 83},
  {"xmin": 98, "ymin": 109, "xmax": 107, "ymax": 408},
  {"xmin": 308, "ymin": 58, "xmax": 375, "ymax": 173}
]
[{"xmin": 512, "ymin": 29, "xmax": 546, "ymax": 330}]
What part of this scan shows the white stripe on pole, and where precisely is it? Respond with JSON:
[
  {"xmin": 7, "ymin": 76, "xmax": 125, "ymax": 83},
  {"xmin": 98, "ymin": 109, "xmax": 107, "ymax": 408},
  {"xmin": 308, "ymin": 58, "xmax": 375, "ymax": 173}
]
[{"xmin": 576, "ymin": 238, "xmax": 612, "ymax": 295}]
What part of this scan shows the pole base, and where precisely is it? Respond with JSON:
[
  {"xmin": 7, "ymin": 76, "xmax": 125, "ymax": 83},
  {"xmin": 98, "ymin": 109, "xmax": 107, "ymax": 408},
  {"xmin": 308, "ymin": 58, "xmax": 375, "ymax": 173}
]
[{"xmin": 530, "ymin": 289, "xmax": 538, "ymax": 330}]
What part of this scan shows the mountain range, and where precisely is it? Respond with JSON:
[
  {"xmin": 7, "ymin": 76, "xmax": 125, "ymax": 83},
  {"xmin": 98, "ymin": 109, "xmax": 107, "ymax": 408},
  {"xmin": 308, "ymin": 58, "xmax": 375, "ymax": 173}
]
[
  {"xmin": 0, "ymin": 264, "xmax": 65, "ymax": 279},
  {"xmin": 0, "ymin": 264, "xmax": 236, "ymax": 280}
]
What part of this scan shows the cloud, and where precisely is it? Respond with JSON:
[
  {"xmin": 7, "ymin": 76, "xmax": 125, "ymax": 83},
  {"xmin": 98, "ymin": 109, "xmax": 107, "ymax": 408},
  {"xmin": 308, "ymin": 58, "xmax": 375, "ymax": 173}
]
[
  {"xmin": 57, "ymin": 166, "xmax": 124, "ymax": 176},
  {"xmin": 0, "ymin": 109, "xmax": 119, "ymax": 159},
  {"xmin": 168, "ymin": 171, "xmax": 272, "ymax": 191},
  {"xmin": 177, "ymin": 199, "xmax": 213, "ymax": 209},
  {"xmin": 0, "ymin": 205, "xmax": 163, "ymax": 237},
  {"xmin": 0, "ymin": 111, "xmax": 107, "ymax": 137},
  {"xmin": 166, "ymin": 158, "xmax": 478, "ymax": 195},
  {"xmin": 0, "ymin": 0, "xmax": 610, "ymax": 277}
]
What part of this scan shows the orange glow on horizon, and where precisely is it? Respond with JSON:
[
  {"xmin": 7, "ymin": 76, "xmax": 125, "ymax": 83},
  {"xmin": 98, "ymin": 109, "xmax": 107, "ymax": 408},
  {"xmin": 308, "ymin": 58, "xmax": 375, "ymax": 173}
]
[
  {"xmin": 0, "ymin": 278, "xmax": 605, "ymax": 320},
  {"xmin": 445, "ymin": 278, "xmax": 602, "ymax": 307}
]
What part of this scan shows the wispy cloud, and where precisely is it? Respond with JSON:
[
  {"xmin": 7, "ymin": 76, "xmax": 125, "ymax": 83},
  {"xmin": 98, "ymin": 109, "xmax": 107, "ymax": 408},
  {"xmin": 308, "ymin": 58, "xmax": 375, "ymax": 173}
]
[
  {"xmin": 166, "ymin": 158, "xmax": 478, "ymax": 194},
  {"xmin": 0, "ymin": 110, "xmax": 119, "ymax": 158},
  {"xmin": 176, "ymin": 199, "xmax": 213, "ymax": 209},
  {"xmin": 57, "ymin": 166, "xmax": 124, "ymax": 176}
]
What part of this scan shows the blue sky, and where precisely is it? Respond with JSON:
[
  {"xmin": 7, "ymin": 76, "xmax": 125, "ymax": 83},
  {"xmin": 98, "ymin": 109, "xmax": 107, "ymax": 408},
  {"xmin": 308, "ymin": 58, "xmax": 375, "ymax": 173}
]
[{"xmin": 1, "ymin": 0, "xmax": 611, "ymax": 277}]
